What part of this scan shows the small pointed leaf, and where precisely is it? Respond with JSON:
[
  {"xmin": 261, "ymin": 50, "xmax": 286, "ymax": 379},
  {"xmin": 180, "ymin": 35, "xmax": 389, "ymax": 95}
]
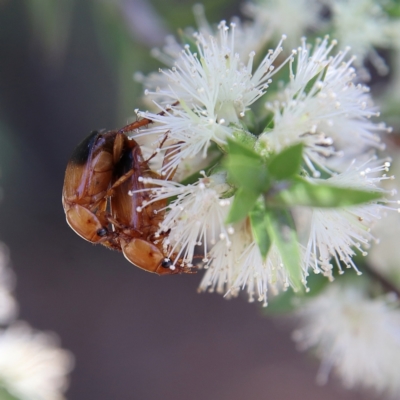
[
  {"xmin": 267, "ymin": 143, "xmax": 304, "ymax": 180},
  {"xmin": 226, "ymin": 188, "xmax": 259, "ymax": 224},
  {"xmin": 249, "ymin": 203, "xmax": 272, "ymax": 260},
  {"xmin": 224, "ymin": 141, "xmax": 270, "ymax": 192},
  {"xmin": 270, "ymin": 177, "xmax": 383, "ymax": 208},
  {"xmin": 265, "ymin": 208, "xmax": 303, "ymax": 292},
  {"xmin": 227, "ymin": 138, "xmax": 260, "ymax": 159}
]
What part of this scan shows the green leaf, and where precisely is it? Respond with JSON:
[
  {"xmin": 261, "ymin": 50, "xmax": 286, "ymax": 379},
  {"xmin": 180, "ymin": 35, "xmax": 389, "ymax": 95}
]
[
  {"xmin": 267, "ymin": 143, "xmax": 304, "ymax": 180},
  {"xmin": 0, "ymin": 387, "xmax": 19, "ymax": 400},
  {"xmin": 385, "ymin": 1, "xmax": 400, "ymax": 17},
  {"xmin": 249, "ymin": 203, "xmax": 272, "ymax": 260},
  {"xmin": 226, "ymin": 188, "xmax": 259, "ymax": 224},
  {"xmin": 269, "ymin": 177, "xmax": 383, "ymax": 208},
  {"xmin": 224, "ymin": 154, "xmax": 270, "ymax": 192},
  {"xmin": 224, "ymin": 140, "xmax": 270, "ymax": 192},
  {"xmin": 265, "ymin": 209, "xmax": 303, "ymax": 292},
  {"xmin": 260, "ymin": 112, "xmax": 275, "ymax": 133},
  {"xmin": 226, "ymin": 138, "xmax": 260, "ymax": 159}
]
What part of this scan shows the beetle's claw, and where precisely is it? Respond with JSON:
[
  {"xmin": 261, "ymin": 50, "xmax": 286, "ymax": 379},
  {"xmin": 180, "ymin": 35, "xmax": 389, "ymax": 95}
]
[{"xmin": 180, "ymin": 264, "xmax": 198, "ymax": 274}]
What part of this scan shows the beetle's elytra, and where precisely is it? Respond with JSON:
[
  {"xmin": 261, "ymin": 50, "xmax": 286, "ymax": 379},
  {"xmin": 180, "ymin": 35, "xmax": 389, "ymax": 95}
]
[{"xmin": 62, "ymin": 113, "xmax": 193, "ymax": 275}]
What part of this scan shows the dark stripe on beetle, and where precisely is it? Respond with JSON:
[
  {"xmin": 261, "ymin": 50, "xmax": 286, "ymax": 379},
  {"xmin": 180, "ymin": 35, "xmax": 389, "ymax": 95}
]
[
  {"xmin": 114, "ymin": 146, "xmax": 136, "ymax": 178},
  {"xmin": 69, "ymin": 130, "xmax": 100, "ymax": 165}
]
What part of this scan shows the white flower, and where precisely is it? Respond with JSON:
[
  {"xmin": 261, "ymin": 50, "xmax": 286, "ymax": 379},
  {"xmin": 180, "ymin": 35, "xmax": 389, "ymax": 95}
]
[
  {"xmin": 198, "ymin": 223, "xmax": 253, "ymax": 298},
  {"xmin": 135, "ymin": 21, "xmax": 287, "ymax": 174},
  {"xmin": 0, "ymin": 322, "xmax": 74, "ymax": 400},
  {"xmin": 138, "ymin": 6, "xmax": 280, "ymax": 99},
  {"xmin": 0, "ymin": 243, "xmax": 17, "ymax": 325},
  {"xmin": 131, "ymin": 173, "xmax": 232, "ymax": 265},
  {"xmin": 199, "ymin": 221, "xmax": 308, "ymax": 306},
  {"xmin": 131, "ymin": 15, "xmax": 393, "ymax": 310},
  {"xmin": 260, "ymin": 37, "xmax": 390, "ymax": 175},
  {"xmin": 136, "ymin": 105, "xmax": 233, "ymax": 176},
  {"xmin": 302, "ymin": 157, "xmax": 392, "ymax": 276},
  {"xmin": 144, "ymin": 21, "xmax": 285, "ymax": 111},
  {"xmin": 243, "ymin": 0, "xmax": 324, "ymax": 51},
  {"xmin": 325, "ymin": 0, "xmax": 400, "ymax": 75},
  {"xmin": 293, "ymin": 283, "xmax": 400, "ymax": 396}
]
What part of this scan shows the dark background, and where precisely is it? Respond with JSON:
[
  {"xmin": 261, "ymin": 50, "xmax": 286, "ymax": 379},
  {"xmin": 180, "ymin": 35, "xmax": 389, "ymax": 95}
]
[{"xmin": 0, "ymin": 1, "xmax": 375, "ymax": 399}]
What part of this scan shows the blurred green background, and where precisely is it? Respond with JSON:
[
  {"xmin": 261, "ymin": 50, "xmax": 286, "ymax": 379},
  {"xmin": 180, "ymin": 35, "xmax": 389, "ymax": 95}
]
[{"xmin": 0, "ymin": 1, "xmax": 380, "ymax": 399}]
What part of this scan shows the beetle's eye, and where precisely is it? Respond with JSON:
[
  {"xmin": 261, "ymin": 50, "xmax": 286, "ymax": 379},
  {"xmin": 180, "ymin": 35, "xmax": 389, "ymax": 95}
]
[
  {"xmin": 161, "ymin": 259, "xmax": 173, "ymax": 269},
  {"xmin": 96, "ymin": 228, "xmax": 108, "ymax": 237}
]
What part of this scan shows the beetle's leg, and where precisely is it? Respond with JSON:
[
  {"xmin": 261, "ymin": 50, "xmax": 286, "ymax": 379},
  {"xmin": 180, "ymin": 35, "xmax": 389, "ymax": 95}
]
[
  {"xmin": 104, "ymin": 214, "xmax": 126, "ymax": 230},
  {"xmin": 118, "ymin": 118, "xmax": 152, "ymax": 134},
  {"xmin": 144, "ymin": 130, "xmax": 171, "ymax": 164},
  {"xmin": 161, "ymin": 141, "xmax": 184, "ymax": 181},
  {"xmin": 118, "ymin": 101, "xmax": 180, "ymax": 134},
  {"xmin": 105, "ymin": 214, "xmax": 144, "ymax": 238},
  {"xmin": 104, "ymin": 169, "xmax": 135, "ymax": 198},
  {"xmin": 162, "ymin": 251, "xmax": 198, "ymax": 275},
  {"xmin": 148, "ymin": 228, "xmax": 170, "ymax": 243},
  {"xmin": 112, "ymin": 132, "xmax": 127, "ymax": 164}
]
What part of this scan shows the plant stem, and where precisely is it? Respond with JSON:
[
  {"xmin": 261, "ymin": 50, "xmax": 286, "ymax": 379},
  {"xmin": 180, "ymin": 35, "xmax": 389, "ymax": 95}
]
[{"xmin": 364, "ymin": 263, "xmax": 400, "ymax": 298}]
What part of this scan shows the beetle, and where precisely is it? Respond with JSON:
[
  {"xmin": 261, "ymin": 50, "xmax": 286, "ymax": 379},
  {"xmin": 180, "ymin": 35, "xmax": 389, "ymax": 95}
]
[
  {"xmin": 62, "ymin": 129, "xmax": 123, "ymax": 249},
  {"xmin": 62, "ymin": 116, "xmax": 154, "ymax": 249},
  {"xmin": 109, "ymin": 138, "xmax": 192, "ymax": 275},
  {"xmin": 63, "ymin": 102, "xmax": 193, "ymax": 274}
]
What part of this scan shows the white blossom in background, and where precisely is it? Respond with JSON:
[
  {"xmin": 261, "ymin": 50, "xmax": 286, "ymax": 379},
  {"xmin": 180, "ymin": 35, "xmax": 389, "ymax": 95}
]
[
  {"xmin": 368, "ymin": 154, "xmax": 400, "ymax": 282},
  {"xmin": 243, "ymin": 0, "xmax": 324, "ymax": 51},
  {"xmin": 324, "ymin": 0, "xmax": 400, "ymax": 75},
  {"xmin": 293, "ymin": 284, "xmax": 400, "ymax": 396},
  {"xmin": 0, "ymin": 242, "xmax": 18, "ymax": 325},
  {"xmin": 0, "ymin": 322, "xmax": 74, "ymax": 400},
  {"xmin": 192, "ymin": 4, "xmax": 273, "ymax": 60},
  {"xmin": 259, "ymin": 37, "xmax": 390, "ymax": 176}
]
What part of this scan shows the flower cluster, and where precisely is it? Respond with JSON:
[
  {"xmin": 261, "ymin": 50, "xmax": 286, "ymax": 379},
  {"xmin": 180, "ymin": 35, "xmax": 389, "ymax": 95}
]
[
  {"xmin": 245, "ymin": 0, "xmax": 400, "ymax": 77},
  {"xmin": 0, "ymin": 323, "xmax": 73, "ymax": 400},
  {"xmin": 130, "ymin": 19, "xmax": 394, "ymax": 307},
  {"xmin": 293, "ymin": 283, "xmax": 400, "ymax": 395},
  {"xmin": 0, "ymin": 243, "xmax": 74, "ymax": 400}
]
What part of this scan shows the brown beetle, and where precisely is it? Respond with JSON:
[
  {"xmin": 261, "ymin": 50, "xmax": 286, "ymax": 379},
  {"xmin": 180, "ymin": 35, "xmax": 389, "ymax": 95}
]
[
  {"xmin": 109, "ymin": 139, "xmax": 192, "ymax": 275},
  {"xmin": 63, "ymin": 103, "xmax": 193, "ymax": 275},
  {"xmin": 62, "ymin": 130, "xmax": 123, "ymax": 248},
  {"xmin": 62, "ymin": 116, "xmax": 154, "ymax": 249}
]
